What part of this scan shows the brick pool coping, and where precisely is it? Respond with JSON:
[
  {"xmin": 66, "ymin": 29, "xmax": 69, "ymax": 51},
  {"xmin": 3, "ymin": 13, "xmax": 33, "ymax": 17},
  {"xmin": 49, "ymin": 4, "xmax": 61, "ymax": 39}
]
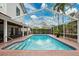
[
  {"xmin": 0, "ymin": 34, "xmax": 79, "ymax": 56},
  {"xmin": 0, "ymin": 50, "xmax": 79, "ymax": 56}
]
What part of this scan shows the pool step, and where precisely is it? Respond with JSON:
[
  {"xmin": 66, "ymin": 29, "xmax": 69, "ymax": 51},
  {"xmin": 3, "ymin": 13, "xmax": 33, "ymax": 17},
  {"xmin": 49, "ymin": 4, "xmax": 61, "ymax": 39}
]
[
  {"xmin": 17, "ymin": 42, "xmax": 27, "ymax": 50},
  {"xmin": 23, "ymin": 41, "xmax": 32, "ymax": 50},
  {"xmin": 17, "ymin": 40, "xmax": 30, "ymax": 50},
  {"xmin": 11, "ymin": 42, "xmax": 24, "ymax": 50},
  {"xmin": 5, "ymin": 44, "xmax": 17, "ymax": 50},
  {"xmin": 6, "ymin": 39, "xmax": 31, "ymax": 50}
]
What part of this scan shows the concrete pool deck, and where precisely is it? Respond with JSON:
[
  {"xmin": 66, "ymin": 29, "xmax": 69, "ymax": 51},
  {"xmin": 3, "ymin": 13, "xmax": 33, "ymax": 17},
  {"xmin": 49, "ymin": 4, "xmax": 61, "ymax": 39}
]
[{"xmin": 0, "ymin": 34, "xmax": 79, "ymax": 56}]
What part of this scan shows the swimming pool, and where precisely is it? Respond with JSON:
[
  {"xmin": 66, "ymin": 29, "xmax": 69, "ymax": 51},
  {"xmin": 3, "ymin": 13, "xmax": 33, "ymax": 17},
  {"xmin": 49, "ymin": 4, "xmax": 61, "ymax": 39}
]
[{"xmin": 4, "ymin": 34, "xmax": 76, "ymax": 50}]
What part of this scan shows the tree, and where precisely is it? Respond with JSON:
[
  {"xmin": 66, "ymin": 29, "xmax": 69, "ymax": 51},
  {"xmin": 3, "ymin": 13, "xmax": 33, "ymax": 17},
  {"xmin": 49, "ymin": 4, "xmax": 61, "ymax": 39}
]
[
  {"xmin": 53, "ymin": 3, "xmax": 73, "ymax": 37},
  {"xmin": 53, "ymin": 3, "xmax": 73, "ymax": 13}
]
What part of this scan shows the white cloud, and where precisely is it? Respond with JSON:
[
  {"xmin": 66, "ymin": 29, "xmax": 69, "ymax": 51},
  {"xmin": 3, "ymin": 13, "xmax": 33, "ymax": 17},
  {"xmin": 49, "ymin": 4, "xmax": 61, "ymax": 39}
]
[
  {"xmin": 24, "ymin": 3, "xmax": 36, "ymax": 13},
  {"xmin": 30, "ymin": 15, "xmax": 38, "ymax": 19},
  {"xmin": 28, "ymin": 16, "xmax": 59, "ymax": 28},
  {"xmin": 77, "ymin": 3, "xmax": 79, "ymax": 5},
  {"xmin": 65, "ymin": 8, "xmax": 78, "ymax": 15},
  {"xmin": 41, "ymin": 3, "xmax": 47, "ymax": 9}
]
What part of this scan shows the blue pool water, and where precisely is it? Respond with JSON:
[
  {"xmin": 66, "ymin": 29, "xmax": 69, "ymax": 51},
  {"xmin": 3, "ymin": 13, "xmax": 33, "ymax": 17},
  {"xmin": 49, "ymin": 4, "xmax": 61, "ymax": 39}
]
[{"xmin": 4, "ymin": 35, "xmax": 76, "ymax": 50}]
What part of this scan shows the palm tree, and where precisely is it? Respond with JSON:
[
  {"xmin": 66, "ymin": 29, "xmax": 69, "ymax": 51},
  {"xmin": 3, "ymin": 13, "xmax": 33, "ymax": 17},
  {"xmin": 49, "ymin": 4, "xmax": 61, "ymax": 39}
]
[
  {"xmin": 53, "ymin": 3, "xmax": 73, "ymax": 25},
  {"xmin": 53, "ymin": 3, "xmax": 73, "ymax": 37},
  {"xmin": 53, "ymin": 3, "xmax": 74, "ymax": 13},
  {"xmin": 53, "ymin": 3, "xmax": 65, "ymax": 31}
]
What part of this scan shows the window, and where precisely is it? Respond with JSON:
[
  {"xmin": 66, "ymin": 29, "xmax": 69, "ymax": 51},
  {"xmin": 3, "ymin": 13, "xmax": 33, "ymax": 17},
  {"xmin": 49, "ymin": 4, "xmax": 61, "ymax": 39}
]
[
  {"xmin": 0, "ymin": 4, "xmax": 3, "ymax": 8},
  {"xmin": 16, "ymin": 7, "xmax": 20, "ymax": 16}
]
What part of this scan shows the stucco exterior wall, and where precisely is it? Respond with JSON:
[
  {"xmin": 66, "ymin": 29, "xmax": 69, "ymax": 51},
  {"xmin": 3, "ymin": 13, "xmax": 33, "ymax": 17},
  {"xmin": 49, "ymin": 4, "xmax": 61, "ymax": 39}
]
[
  {"xmin": 0, "ymin": 3, "xmax": 24, "ymax": 23},
  {"xmin": 0, "ymin": 3, "xmax": 7, "ymax": 14}
]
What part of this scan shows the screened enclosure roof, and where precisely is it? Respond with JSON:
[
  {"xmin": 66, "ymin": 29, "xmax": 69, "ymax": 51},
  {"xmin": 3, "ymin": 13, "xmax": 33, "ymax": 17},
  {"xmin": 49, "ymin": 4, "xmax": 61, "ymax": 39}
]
[{"xmin": 22, "ymin": 3, "xmax": 79, "ymax": 28}]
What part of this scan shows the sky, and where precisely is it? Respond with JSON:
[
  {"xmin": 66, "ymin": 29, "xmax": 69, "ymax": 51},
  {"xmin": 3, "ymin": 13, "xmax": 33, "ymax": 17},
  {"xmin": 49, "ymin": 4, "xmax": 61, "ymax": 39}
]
[{"xmin": 23, "ymin": 3, "xmax": 79, "ymax": 28}]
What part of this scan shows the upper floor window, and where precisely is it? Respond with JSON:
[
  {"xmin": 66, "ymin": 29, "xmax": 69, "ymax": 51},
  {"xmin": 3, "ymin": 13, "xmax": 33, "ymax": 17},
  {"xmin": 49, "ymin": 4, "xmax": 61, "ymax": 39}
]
[
  {"xmin": 16, "ymin": 7, "xmax": 20, "ymax": 16},
  {"xmin": 0, "ymin": 4, "xmax": 3, "ymax": 8}
]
